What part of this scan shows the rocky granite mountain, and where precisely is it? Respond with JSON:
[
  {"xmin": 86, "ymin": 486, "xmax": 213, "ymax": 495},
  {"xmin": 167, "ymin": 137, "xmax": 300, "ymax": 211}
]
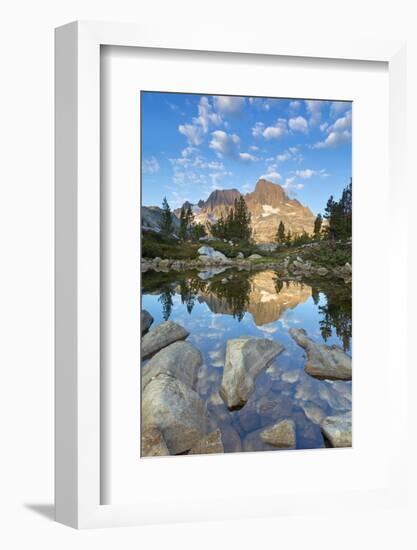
[
  {"xmin": 142, "ymin": 205, "xmax": 180, "ymax": 235},
  {"xmin": 143, "ymin": 179, "xmax": 315, "ymax": 244}
]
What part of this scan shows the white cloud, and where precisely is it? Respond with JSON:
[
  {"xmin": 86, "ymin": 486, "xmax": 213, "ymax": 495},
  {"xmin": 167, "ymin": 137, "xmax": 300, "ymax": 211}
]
[
  {"xmin": 259, "ymin": 170, "xmax": 281, "ymax": 183},
  {"xmin": 276, "ymin": 146, "xmax": 303, "ymax": 163},
  {"xmin": 295, "ymin": 168, "xmax": 315, "ymax": 178},
  {"xmin": 330, "ymin": 101, "xmax": 351, "ymax": 117},
  {"xmin": 252, "ymin": 118, "xmax": 287, "ymax": 140},
  {"xmin": 178, "ymin": 96, "xmax": 223, "ymax": 145},
  {"xmin": 143, "ymin": 156, "xmax": 160, "ymax": 174},
  {"xmin": 305, "ymin": 99, "xmax": 326, "ymax": 126},
  {"xmin": 282, "ymin": 176, "xmax": 304, "ymax": 193},
  {"xmin": 214, "ymin": 96, "xmax": 245, "ymax": 114},
  {"xmin": 289, "ymin": 115, "xmax": 308, "ymax": 133},
  {"xmin": 178, "ymin": 123, "xmax": 204, "ymax": 146},
  {"xmin": 290, "ymin": 100, "xmax": 301, "ymax": 110},
  {"xmin": 209, "ymin": 130, "xmax": 240, "ymax": 157},
  {"xmin": 239, "ymin": 152, "xmax": 258, "ymax": 163},
  {"xmin": 249, "ymin": 145, "xmax": 260, "ymax": 151},
  {"xmin": 313, "ymin": 110, "xmax": 352, "ymax": 149},
  {"xmin": 320, "ymin": 122, "xmax": 328, "ymax": 132},
  {"xmin": 195, "ymin": 96, "xmax": 222, "ymax": 132},
  {"xmin": 248, "ymin": 97, "xmax": 278, "ymax": 111}
]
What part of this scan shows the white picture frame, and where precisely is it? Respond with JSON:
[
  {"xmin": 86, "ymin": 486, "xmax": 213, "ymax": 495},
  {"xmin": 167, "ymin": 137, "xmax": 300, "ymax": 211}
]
[{"xmin": 55, "ymin": 20, "xmax": 407, "ymax": 529}]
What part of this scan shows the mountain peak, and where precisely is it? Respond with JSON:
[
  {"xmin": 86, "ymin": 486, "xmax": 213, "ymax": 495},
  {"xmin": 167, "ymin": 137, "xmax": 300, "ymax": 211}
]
[
  {"xmin": 248, "ymin": 179, "xmax": 287, "ymax": 206},
  {"xmin": 204, "ymin": 188, "xmax": 241, "ymax": 210}
]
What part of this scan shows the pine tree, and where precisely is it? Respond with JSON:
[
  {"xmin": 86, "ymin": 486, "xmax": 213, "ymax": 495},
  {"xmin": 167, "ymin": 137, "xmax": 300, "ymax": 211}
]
[
  {"xmin": 178, "ymin": 206, "xmax": 187, "ymax": 240},
  {"xmin": 276, "ymin": 221, "xmax": 286, "ymax": 244},
  {"xmin": 159, "ymin": 196, "xmax": 173, "ymax": 237},
  {"xmin": 314, "ymin": 213, "xmax": 323, "ymax": 240},
  {"xmin": 285, "ymin": 229, "xmax": 292, "ymax": 246},
  {"xmin": 185, "ymin": 205, "xmax": 194, "ymax": 231}
]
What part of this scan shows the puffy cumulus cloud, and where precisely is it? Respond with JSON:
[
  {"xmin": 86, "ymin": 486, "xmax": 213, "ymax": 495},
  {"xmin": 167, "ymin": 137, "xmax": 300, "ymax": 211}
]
[
  {"xmin": 294, "ymin": 168, "xmax": 329, "ymax": 178},
  {"xmin": 282, "ymin": 176, "xmax": 304, "ymax": 194},
  {"xmin": 143, "ymin": 156, "xmax": 160, "ymax": 174},
  {"xmin": 248, "ymin": 97, "xmax": 279, "ymax": 111},
  {"xmin": 214, "ymin": 95, "xmax": 245, "ymax": 114},
  {"xmin": 259, "ymin": 166, "xmax": 281, "ymax": 182},
  {"xmin": 289, "ymin": 115, "xmax": 308, "ymax": 133},
  {"xmin": 239, "ymin": 152, "xmax": 258, "ymax": 163},
  {"xmin": 252, "ymin": 118, "xmax": 287, "ymax": 140},
  {"xmin": 330, "ymin": 101, "xmax": 351, "ymax": 118},
  {"xmin": 178, "ymin": 123, "xmax": 204, "ymax": 146},
  {"xmin": 290, "ymin": 100, "xmax": 301, "ymax": 110},
  {"xmin": 209, "ymin": 130, "xmax": 240, "ymax": 157},
  {"xmin": 178, "ymin": 96, "xmax": 223, "ymax": 145},
  {"xmin": 313, "ymin": 110, "xmax": 352, "ymax": 149},
  {"xmin": 305, "ymin": 99, "xmax": 327, "ymax": 126},
  {"xmin": 276, "ymin": 146, "xmax": 303, "ymax": 163},
  {"xmin": 294, "ymin": 168, "xmax": 315, "ymax": 178},
  {"xmin": 195, "ymin": 96, "xmax": 222, "ymax": 132}
]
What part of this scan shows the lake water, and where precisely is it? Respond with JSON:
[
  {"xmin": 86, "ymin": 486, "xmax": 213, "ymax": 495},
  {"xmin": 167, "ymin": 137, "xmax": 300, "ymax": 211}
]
[{"xmin": 142, "ymin": 267, "xmax": 352, "ymax": 453}]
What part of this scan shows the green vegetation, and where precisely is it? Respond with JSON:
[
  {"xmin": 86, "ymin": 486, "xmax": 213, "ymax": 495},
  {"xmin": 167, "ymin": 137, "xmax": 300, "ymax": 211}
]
[
  {"xmin": 276, "ymin": 221, "xmax": 286, "ymax": 244},
  {"xmin": 159, "ymin": 196, "xmax": 173, "ymax": 237},
  {"xmin": 209, "ymin": 196, "xmax": 252, "ymax": 243},
  {"xmin": 142, "ymin": 231, "xmax": 200, "ymax": 260},
  {"xmin": 314, "ymin": 213, "xmax": 323, "ymax": 240},
  {"xmin": 323, "ymin": 179, "xmax": 352, "ymax": 241}
]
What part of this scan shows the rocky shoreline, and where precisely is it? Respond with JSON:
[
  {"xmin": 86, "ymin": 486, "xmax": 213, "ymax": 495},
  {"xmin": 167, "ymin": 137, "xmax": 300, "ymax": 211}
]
[
  {"xmin": 141, "ymin": 312, "xmax": 352, "ymax": 457},
  {"xmin": 142, "ymin": 245, "xmax": 352, "ymax": 283}
]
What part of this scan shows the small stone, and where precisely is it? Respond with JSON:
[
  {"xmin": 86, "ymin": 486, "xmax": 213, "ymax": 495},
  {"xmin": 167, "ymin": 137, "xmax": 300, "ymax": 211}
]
[
  {"xmin": 320, "ymin": 411, "xmax": 352, "ymax": 447},
  {"xmin": 141, "ymin": 426, "xmax": 169, "ymax": 457},
  {"xmin": 189, "ymin": 429, "xmax": 224, "ymax": 455},
  {"xmin": 260, "ymin": 419, "xmax": 296, "ymax": 448},
  {"xmin": 142, "ymin": 321, "xmax": 189, "ymax": 359},
  {"xmin": 141, "ymin": 310, "xmax": 154, "ymax": 335}
]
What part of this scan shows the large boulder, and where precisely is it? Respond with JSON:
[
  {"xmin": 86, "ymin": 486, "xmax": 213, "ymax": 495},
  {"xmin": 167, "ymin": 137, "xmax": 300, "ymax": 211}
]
[
  {"xmin": 141, "ymin": 341, "xmax": 203, "ymax": 391},
  {"xmin": 141, "ymin": 426, "xmax": 169, "ymax": 457},
  {"xmin": 247, "ymin": 254, "xmax": 262, "ymax": 260},
  {"xmin": 220, "ymin": 337, "xmax": 284, "ymax": 410},
  {"xmin": 289, "ymin": 328, "xmax": 352, "ymax": 380},
  {"xmin": 320, "ymin": 411, "xmax": 352, "ymax": 447},
  {"xmin": 197, "ymin": 246, "xmax": 230, "ymax": 264},
  {"xmin": 141, "ymin": 321, "xmax": 189, "ymax": 359},
  {"xmin": 260, "ymin": 419, "xmax": 296, "ymax": 449},
  {"xmin": 142, "ymin": 374, "xmax": 209, "ymax": 454},
  {"xmin": 189, "ymin": 429, "xmax": 224, "ymax": 455},
  {"xmin": 141, "ymin": 309, "xmax": 154, "ymax": 335}
]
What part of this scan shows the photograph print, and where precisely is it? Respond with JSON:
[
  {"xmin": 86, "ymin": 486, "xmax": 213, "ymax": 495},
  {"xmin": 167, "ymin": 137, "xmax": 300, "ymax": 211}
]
[{"xmin": 140, "ymin": 92, "xmax": 352, "ymax": 457}]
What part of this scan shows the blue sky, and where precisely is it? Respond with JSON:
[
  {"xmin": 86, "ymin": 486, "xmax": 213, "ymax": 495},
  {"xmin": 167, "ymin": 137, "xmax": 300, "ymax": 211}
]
[{"xmin": 141, "ymin": 92, "xmax": 352, "ymax": 215}]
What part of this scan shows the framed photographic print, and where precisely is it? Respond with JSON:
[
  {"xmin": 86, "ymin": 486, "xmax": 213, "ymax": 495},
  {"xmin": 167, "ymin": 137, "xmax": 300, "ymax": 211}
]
[{"xmin": 55, "ymin": 21, "xmax": 408, "ymax": 528}]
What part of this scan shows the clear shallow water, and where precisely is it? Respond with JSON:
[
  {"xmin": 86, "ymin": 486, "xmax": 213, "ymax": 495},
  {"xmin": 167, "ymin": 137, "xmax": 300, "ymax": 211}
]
[{"xmin": 142, "ymin": 267, "xmax": 352, "ymax": 453}]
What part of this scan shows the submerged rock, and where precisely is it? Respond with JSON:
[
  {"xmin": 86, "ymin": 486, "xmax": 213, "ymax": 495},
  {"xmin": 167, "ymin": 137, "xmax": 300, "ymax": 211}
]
[
  {"xmin": 141, "ymin": 341, "xmax": 203, "ymax": 391},
  {"xmin": 320, "ymin": 411, "xmax": 352, "ymax": 447},
  {"xmin": 289, "ymin": 328, "xmax": 352, "ymax": 380},
  {"xmin": 141, "ymin": 320, "xmax": 189, "ymax": 359},
  {"xmin": 141, "ymin": 426, "xmax": 169, "ymax": 457},
  {"xmin": 189, "ymin": 429, "xmax": 224, "ymax": 455},
  {"xmin": 142, "ymin": 374, "xmax": 208, "ymax": 455},
  {"xmin": 141, "ymin": 309, "xmax": 154, "ymax": 335},
  {"xmin": 260, "ymin": 419, "xmax": 296, "ymax": 449},
  {"xmin": 220, "ymin": 337, "xmax": 284, "ymax": 410}
]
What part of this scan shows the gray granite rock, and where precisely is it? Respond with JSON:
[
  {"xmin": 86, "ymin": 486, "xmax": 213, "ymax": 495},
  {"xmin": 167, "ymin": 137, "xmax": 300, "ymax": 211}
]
[
  {"xmin": 289, "ymin": 328, "xmax": 352, "ymax": 380},
  {"xmin": 141, "ymin": 309, "xmax": 154, "ymax": 335},
  {"xmin": 141, "ymin": 320, "xmax": 189, "ymax": 359},
  {"xmin": 320, "ymin": 411, "xmax": 352, "ymax": 447},
  {"xmin": 260, "ymin": 419, "xmax": 296, "ymax": 449},
  {"xmin": 220, "ymin": 337, "xmax": 284, "ymax": 410},
  {"xmin": 141, "ymin": 341, "xmax": 203, "ymax": 391}
]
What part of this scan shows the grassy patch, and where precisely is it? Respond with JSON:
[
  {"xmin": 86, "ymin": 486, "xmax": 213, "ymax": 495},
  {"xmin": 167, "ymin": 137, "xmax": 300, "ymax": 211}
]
[{"xmin": 141, "ymin": 231, "xmax": 200, "ymax": 260}]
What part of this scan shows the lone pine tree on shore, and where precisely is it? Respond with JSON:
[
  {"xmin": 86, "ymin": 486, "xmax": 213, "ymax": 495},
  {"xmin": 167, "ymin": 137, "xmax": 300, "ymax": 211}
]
[{"xmin": 160, "ymin": 196, "xmax": 173, "ymax": 237}]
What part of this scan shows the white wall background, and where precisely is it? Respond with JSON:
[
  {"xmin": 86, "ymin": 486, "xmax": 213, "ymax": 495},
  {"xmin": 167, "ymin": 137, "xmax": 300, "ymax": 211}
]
[{"xmin": 0, "ymin": 0, "xmax": 416, "ymax": 548}]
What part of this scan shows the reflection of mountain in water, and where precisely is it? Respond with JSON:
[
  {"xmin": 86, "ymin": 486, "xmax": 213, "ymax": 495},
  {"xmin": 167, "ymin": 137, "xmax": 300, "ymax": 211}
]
[{"xmin": 200, "ymin": 270, "xmax": 311, "ymax": 326}]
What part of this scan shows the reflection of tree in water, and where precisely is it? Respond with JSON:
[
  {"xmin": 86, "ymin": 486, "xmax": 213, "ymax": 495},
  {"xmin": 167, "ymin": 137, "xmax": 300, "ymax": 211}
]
[
  {"xmin": 312, "ymin": 282, "xmax": 352, "ymax": 352},
  {"xmin": 179, "ymin": 277, "xmax": 208, "ymax": 314},
  {"xmin": 158, "ymin": 285, "xmax": 175, "ymax": 320},
  {"xmin": 209, "ymin": 274, "xmax": 252, "ymax": 322}
]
